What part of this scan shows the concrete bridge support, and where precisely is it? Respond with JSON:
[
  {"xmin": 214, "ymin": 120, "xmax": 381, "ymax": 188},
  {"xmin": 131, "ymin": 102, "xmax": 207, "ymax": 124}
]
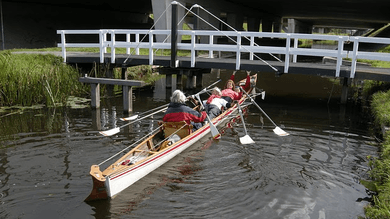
[
  {"xmin": 247, "ymin": 17, "xmax": 261, "ymax": 32},
  {"xmin": 287, "ymin": 19, "xmax": 313, "ymax": 33},
  {"xmin": 151, "ymin": 0, "xmax": 186, "ymax": 42}
]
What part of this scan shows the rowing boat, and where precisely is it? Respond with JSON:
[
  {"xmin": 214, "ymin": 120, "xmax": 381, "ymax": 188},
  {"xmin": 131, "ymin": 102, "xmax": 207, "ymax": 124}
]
[{"xmin": 85, "ymin": 74, "xmax": 258, "ymax": 201}]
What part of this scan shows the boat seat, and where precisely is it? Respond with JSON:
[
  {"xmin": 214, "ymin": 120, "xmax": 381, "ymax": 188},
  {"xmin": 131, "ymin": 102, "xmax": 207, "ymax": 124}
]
[{"xmin": 159, "ymin": 121, "xmax": 193, "ymax": 139}]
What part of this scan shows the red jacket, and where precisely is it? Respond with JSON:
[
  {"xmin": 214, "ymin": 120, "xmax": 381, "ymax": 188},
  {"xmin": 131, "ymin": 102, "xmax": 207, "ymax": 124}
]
[{"xmin": 163, "ymin": 102, "xmax": 207, "ymax": 124}]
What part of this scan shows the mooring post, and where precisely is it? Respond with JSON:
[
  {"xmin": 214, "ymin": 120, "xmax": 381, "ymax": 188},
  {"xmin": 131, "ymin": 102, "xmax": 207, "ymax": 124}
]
[
  {"xmin": 196, "ymin": 72, "xmax": 203, "ymax": 88},
  {"xmin": 170, "ymin": 2, "xmax": 178, "ymax": 68},
  {"xmin": 91, "ymin": 83, "xmax": 100, "ymax": 109},
  {"xmin": 123, "ymin": 85, "xmax": 133, "ymax": 113}
]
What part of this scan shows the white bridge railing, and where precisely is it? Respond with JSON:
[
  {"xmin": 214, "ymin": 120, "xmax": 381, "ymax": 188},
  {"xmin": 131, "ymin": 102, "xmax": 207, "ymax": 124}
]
[{"xmin": 57, "ymin": 29, "xmax": 390, "ymax": 78}]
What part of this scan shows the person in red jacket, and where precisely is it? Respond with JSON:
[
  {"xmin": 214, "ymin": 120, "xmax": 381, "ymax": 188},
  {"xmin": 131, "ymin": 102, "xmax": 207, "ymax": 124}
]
[
  {"xmin": 163, "ymin": 90, "xmax": 207, "ymax": 130},
  {"xmin": 221, "ymin": 71, "xmax": 251, "ymax": 104}
]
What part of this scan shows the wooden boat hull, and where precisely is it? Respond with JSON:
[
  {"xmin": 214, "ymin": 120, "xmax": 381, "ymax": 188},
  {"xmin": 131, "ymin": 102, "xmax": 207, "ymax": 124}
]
[{"xmin": 85, "ymin": 74, "xmax": 257, "ymax": 201}]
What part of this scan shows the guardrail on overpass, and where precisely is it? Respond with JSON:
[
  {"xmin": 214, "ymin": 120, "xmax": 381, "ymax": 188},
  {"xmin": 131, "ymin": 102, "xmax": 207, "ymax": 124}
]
[{"xmin": 57, "ymin": 29, "xmax": 390, "ymax": 78}]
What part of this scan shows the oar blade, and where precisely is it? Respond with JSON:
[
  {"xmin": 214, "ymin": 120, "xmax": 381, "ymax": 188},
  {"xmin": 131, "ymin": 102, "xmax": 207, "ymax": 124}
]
[
  {"xmin": 99, "ymin": 127, "xmax": 120, "ymax": 136},
  {"xmin": 240, "ymin": 135, "xmax": 255, "ymax": 144},
  {"xmin": 210, "ymin": 123, "xmax": 221, "ymax": 139},
  {"xmin": 273, "ymin": 127, "xmax": 289, "ymax": 136},
  {"xmin": 120, "ymin": 115, "xmax": 139, "ymax": 121}
]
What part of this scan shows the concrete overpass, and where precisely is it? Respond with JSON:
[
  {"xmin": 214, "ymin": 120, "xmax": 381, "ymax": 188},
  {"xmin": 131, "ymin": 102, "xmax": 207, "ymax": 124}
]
[{"xmin": 2, "ymin": 0, "xmax": 390, "ymax": 49}]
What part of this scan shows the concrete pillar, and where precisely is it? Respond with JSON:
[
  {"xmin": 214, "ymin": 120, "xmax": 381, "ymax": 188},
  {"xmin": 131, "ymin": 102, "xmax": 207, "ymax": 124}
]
[
  {"xmin": 198, "ymin": 9, "xmax": 221, "ymax": 44},
  {"xmin": 226, "ymin": 13, "xmax": 244, "ymax": 31},
  {"xmin": 273, "ymin": 18, "xmax": 283, "ymax": 33},
  {"xmin": 262, "ymin": 18, "xmax": 273, "ymax": 32},
  {"xmin": 287, "ymin": 19, "xmax": 312, "ymax": 34},
  {"xmin": 151, "ymin": 0, "xmax": 185, "ymax": 42},
  {"xmin": 247, "ymin": 17, "xmax": 261, "ymax": 32}
]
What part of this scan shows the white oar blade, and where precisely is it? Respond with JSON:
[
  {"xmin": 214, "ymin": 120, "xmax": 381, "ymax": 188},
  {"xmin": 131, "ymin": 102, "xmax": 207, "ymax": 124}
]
[
  {"xmin": 273, "ymin": 127, "xmax": 289, "ymax": 136},
  {"xmin": 99, "ymin": 128, "xmax": 120, "ymax": 136},
  {"xmin": 210, "ymin": 123, "xmax": 221, "ymax": 140},
  {"xmin": 120, "ymin": 115, "xmax": 139, "ymax": 121},
  {"xmin": 240, "ymin": 135, "xmax": 255, "ymax": 144}
]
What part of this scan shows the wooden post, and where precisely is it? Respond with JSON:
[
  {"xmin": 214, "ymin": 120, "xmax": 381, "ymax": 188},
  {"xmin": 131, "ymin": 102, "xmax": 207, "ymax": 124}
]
[
  {"xmin": 91, "ymin": 83, "xmax": 100, "ymax": 109},
  {"xmin": 166, "ymin": 74, "xmax": 172, "ymax": 89},
  {"xmin": 92, "ymin": 108, "xmax": 101, "ymax": 130},
  {"xmin": 177, "ymin": 70, "xmax": 183, "ymax": 89},
  {"xmin": 123, "ymin": 86, "xmax": 133, "ymax": 113},
  {"xmin": 196, "ymin": 73, "xmax": 203, "ymax": 88}
]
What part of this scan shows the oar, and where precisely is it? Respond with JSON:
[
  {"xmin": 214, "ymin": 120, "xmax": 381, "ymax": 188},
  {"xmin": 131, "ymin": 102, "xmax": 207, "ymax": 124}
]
[
  {"xmin": 101, "ymin": 79, "xmax": 222, "ymax": 136},
  {"xmin": 237, "ymin": 103, "xmax": 255, "ymax": 144},
  {"xmin": 240, "ymin": 87, "xmax": 289, "ymax": 136},
  {"xmin": 120, "ymin": 79, "xmax": 221, "ymax": 121},
  {"xmin": 99, "ymin": 107, "xmax": 168, "ymax": 136},
  {"xmin": 120, "ymin": 103, "xmax": 169, "ymax": 121},
  {"xmin": 194, "ymin": 94, "xmax": 221, "ymax": 139}
]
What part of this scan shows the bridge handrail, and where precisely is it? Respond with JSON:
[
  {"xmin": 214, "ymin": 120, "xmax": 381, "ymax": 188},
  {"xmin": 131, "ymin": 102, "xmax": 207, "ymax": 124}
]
[{"xmin": 57, "ymin": 29, "xmax": 390, "ymax": 78}]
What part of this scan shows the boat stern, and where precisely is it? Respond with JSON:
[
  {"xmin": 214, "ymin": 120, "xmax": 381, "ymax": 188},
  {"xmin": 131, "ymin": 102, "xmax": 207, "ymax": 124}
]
[{"xmin": 84, "ymin": 165, "xmax": 108, "ymax": 202}]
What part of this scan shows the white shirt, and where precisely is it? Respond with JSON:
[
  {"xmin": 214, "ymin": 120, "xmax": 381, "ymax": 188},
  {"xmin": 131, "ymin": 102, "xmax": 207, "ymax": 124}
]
[{"xmin": 208, "ymin": 97, "xmax": 228, "ymax": 110}]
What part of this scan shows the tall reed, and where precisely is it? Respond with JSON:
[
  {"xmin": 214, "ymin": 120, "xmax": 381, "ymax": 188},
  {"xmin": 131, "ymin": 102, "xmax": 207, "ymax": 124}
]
[{"xmin": 0, "ymin": 51, "xmax": 87, "ymax": 107}]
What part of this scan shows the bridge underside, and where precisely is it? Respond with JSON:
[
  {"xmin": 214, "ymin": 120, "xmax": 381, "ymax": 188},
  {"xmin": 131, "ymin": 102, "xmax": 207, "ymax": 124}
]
[{"xmin": 2, "ymin": 0, "xmax": 390, "ymax": 50}]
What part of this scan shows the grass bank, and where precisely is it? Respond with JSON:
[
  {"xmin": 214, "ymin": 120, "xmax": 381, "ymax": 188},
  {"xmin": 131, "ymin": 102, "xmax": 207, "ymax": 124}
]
[
  {"xmin": 0, "ymin": 51, "xmax": 87, "ymax": 107},
  {"xmin": 0, "ymin": 50, "xmax": 163, "ymax": 110},
  {"xmin": 363, "ymin": 87, "xmax": 390, "ymax": 218}
]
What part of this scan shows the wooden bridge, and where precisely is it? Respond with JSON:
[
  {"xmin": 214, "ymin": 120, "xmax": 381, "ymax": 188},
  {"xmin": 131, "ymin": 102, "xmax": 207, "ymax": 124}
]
[
  {"xmin": 57, "ymin": 29, "xmax": 390, "ymax": 80},
  {"xmin": 57, "ymin": 2, "xmax": 390, "ymax": 109}
]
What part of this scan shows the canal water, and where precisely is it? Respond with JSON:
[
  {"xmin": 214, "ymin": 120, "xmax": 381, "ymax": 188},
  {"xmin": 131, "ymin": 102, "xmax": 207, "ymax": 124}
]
[{"xmin": 0, "ymin": 71, "xmax": 377, "ymax": 219}]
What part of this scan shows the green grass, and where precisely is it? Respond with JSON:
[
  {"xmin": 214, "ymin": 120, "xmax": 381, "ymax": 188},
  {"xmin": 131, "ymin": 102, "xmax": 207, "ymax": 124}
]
[{"xmin": 0, "ymin": 51, "xmax": 88, "ymax": 107}]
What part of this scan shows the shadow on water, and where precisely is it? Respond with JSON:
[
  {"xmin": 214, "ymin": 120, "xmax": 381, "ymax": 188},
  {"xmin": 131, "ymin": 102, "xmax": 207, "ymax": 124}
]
[{"xmin": 0, "ymin": 71, "xmax": 379, "ymax": 219}]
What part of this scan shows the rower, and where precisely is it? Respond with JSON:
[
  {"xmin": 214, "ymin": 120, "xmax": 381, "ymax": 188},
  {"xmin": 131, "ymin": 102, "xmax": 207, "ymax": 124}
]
[{"xmin": 162, "ymin": 90, "xmax": 207, "ymax": 131}]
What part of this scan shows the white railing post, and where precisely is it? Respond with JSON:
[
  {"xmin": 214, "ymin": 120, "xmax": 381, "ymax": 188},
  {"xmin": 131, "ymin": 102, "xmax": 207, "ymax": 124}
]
[
  {"xmin": 191, "ymin": 31, "xmax": 196, "ymax": 67},
  {"xmin": 293, "ymin": 38, "xmax": 298, "ymax": 63},
  {"xmin": 60, "ymin": 30, "xmax": 66, "ymax": 62},
  {"xmin": 236, "ymin": 33, "xmax": 241, "ymax": 70},
  {"xmin": 350, "ymin": 37, "xmax": 359, "ymax": 78},
  {"xmin": 209, "ymin": 34, "xmax": 214, "ymax": 58},
  {"xmin": 136, "ymin": 33, "xmax": 140, "ymax": 55},
  {"xmin": 111, "ymin": 30, "xmax": 116, "ymax": 64},
  {"xmin": 126, "ymin": 33, "xmax": 130, "ymax": 54},
  {"xmin": 103, "ymin": 32, "xmax": 107, "ymax": 53},
  {"xmin": 336, "ymin": 36, "xmax": 344, "ymax": 77},
  {"xmin": 149, "ymin": 32, "xmax": 154, "ymax": 65},
  {"xmin": 284, "ymin": 34, "xmax": 291, "ymax": 73},
  {"xmin": 99, "ymin": 30, "xmax": 104, "ymax": 63},
  {"xmin": 250, "ymin": 36, "xmax": 254, "ymax": 61}
]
